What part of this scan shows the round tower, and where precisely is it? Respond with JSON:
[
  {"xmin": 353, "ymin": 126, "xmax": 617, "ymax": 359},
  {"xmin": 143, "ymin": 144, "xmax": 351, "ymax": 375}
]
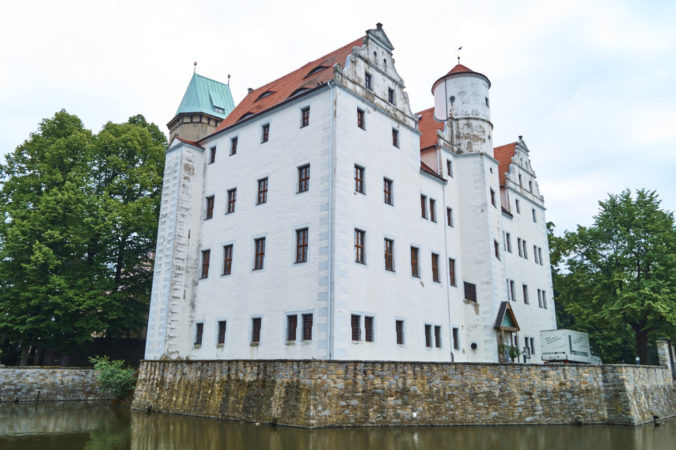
[{"xmin": 432, "ymin": 64, "xmax": 493, "ymax": 154}]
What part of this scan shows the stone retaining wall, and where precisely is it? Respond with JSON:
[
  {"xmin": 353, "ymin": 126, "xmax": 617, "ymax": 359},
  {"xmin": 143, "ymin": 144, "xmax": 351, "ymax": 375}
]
[
  {"xmin": 132, "ymin": 360, "xmax": 676, "ymax": 428},
  {"xmin": 0, "ymin": 367, "xmax": 109, "ymax": 402}
]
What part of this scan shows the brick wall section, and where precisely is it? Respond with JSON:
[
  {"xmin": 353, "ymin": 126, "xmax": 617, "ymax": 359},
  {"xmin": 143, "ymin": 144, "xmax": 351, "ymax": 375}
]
[
  {"xmin": 132, "ymin": 360, "xmax": 676, "ymax": 427},
  {"xmin": 0, "ymin": 368, "xmax": 109, "ymax": 402}
]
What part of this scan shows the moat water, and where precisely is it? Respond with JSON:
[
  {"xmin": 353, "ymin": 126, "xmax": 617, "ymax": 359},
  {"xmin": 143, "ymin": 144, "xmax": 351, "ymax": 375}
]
[{"xmin": 0, "ymin": 402, "xmax": 674, "ymax": 450}]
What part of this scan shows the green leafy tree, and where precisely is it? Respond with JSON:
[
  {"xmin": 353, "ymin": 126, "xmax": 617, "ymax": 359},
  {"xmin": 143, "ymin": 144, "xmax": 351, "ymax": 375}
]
[
  {"xmin": 550, "ymin": 190, "xmax": 676, "ymax": 364},
  {"xmin": 0, "ymin": 111, "xmax": 165, "ymax": 363}
]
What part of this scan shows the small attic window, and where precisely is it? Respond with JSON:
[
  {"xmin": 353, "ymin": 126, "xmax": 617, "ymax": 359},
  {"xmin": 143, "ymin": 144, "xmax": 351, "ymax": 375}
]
[
  {"xmin": 213, "ymin": 106, "xmax": 225, "ymax": 114},
  {"xmin": 238, "ymin": 112, "xmax": 254, "ymax": 122},
  {"xmin": 289, "ymin": 87, "xmax": 309, "ymax": 98},
  {"xmin": 304, "ymin": 65, "xmax": 327, "ymax": 78},
  {"xmin": 255, "ymin": 91, "xmax": 275, "ymax": 102}
]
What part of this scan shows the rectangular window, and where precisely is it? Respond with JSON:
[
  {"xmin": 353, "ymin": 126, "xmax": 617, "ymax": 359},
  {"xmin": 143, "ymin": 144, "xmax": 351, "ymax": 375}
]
[
  {"xmin": 429, "ymin": 199, "xmax": 436, "ymax": 222},
  {"xmin": 446, "ymin": 159, "xmax": 453, "ymax": 177},
  {"xmin": 354, "ymin": 229, "xmax": 365, "ymax": 264},
  {"xmin": 431, "ymin": 253, "xmax": 440, "ymax": 283},
  {"xmin": 517, "ymin": 238, "xmax": 523, "ymax": 257},
  {"xmin": 261, "ymin": 123, "xmax": 270, "ymax": 143},
  {"xmin": 425, "ymin": 324, "xmax": 432, "ymax": 348},
  {"xmin": 302, "ymin": 314, "xmax": 313, "ymax": 341},
  {"xmin": 447, "ymin": 207, "xmax": 454, "ymax": 227},
  {"xmin": 357, "ymin": 108, "xmax": 365, "ymax": 129},
  {"xmin": 257, "ymin": 177, "xmax": 268, "ymax": 204},
  {"xmin": 523, "ymin": 240, "xmax": 528, "ymax": 259},
  {"xmin": 542, "ymin": 291, "xmax": 547, "ymax": 309},
  {"xmin": 452, "ymin": 327, "xmax": 459, "ymax": 350},
  {"xmin": 287, "ymin": 314, "xmax": 298, "ymax": 341},
  {"xmin": 534, "ymin": 245, "xmax": 539, "ymax": 264},
  {"xmin": 509, "ymin": 280, "xmax": 515, "ymax": 301},
  {"xmin": 490, "ymin": 189, "xmax": 496, "ymax": 207},
  {"xmin": 200, "ymin": 250, "xmax": 210, "ymax": 279},
  {"xmin": 351, "ymin": 314, "xmax": 361, "ymax": 341},
  {"xmin": 383, "ymin": 178, "xmax": 393, "ymax": 205},
  {"xmin": 449, "ymin": 258, "xmax": 456, "ymax": 286},
  {"xmin": 384, "ymin": 238, "xmax": 394, "ymax": 272},
  {"xmin": 529, "ymin": 180, "xmax": 533, "ymax": 193},
  {"xmin": 523, "ymin": 284, "xmax": 529, "ymax": 304},
  {"xmin": 296, "ymin": 228, "xmax": 308, "ymax": 263},
  {"xmin": 230, "ymin": 137, "xmax": 238, "ymax": 156},
  {"xmin": 365, "ymin": 316, "xmax": 374, "ymax": 342},
  {"xmin": 519, "ymin": 174, "xmax": 523, "ymax": 187},
  {"xmin": 388, "ymin": 88, "xmax": 395, "ymax": 104},
  {"xmin": 298, "ymin": 164, "xmax": 310, "ymax": 193},
  {"xmin": 529, "ymin": 337, "xmax": 535, "ymax": 355},
  {"xmin": 494, "ymin": 240, "xmax": 500, "ymax": 259},
  {"xmin": 195, "ymin": 323, "xmax": 203, "ymax": 346},
  {"xmin": 251, "ymin": 317, "xmax": 261, "ymax": 344},
  {"xmin": 532, "ymin": 208, "xmax": 537, "ymax": 222},
  {"xmin": 395, "ymin": 320, "xmax": 404, "ymax": 345},
  {"xmin": 354, "ymin": 165, "xmax": 364, "ymax": 193},
  {"xmin": 254, "ymin": 237, "xmax": 265, "ymax": 270},
  {"xmin": 506, "ymin": 233, "xmax": 512, "ymax": 252},
  {"xmin": 392, "ymin": 128, "xmax": 399, "ymax": 147},
  {"xmin": 227, "ymin": 188, "xmax": 236, "ymax": 214},
  {"xmin": 434, "ymin": 325, "xmax": 441, "ymax": 348},
  {"xmin": 410, "ymin": 246, "xmax": 420, "ymax": 278},
  {"xmin": 364, "ymin": 72, "xmax": 372, "ymax": 90},
  {"xmin": 538, "ymin": 247, "xmax": 543, "ymax": 265},
  {"xmin": 301, "ymin": 107, "xmax": 310, "ymax": 127},
  {"xmin": 217, "ymin": 320, "xmax": 226, "ymax": 345},
  {"xmin": 515, "ymin": 199, "xmax": 520, "ymax": 213},
  {"xmin": 209, "ymin": 146, "xmax": 216, "ymax": 164},
  {"xmin": 420, "ymin": 195, "xmax": 427, "ymax": 219},
  {"xmin": 464, "ymin": 282, "xmax": 477, "ymax": 302},
  {"xmin": 223, "ymin": 244, "xmax": 233, "ymax": 275},
  {"xmin": 205, "ymin": 195, "xmax": 214, "ymax": 220}
]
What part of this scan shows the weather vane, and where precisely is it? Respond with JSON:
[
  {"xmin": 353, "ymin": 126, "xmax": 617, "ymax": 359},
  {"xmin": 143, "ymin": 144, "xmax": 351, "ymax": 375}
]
[
  {"xmin": 194, "ymin": 61, "xmax": 197, "ymax": 74},
  {"xmin": 457, "ymin": 46, "xmax": 463, "ymax": 65},
  {"xmin": 227, "ymin": 74, "xmax": 231, "ymax": 85}
]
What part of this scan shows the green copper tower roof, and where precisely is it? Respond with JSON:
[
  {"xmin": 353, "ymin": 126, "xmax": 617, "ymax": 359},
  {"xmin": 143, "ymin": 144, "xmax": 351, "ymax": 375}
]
[{"xmin": 175, "ymin": 73, "xmax": 234, "ymax": 119}]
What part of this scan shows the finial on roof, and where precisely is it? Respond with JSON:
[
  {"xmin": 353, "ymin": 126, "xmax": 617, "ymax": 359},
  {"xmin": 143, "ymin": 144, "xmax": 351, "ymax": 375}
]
[
  {"xmin": 376, "ymin": 22, "xmax": 382, "ymax": 30},
  {"xmin": 457, "ymin": 46, "xmax": 462, "ymax": 65},
  {"xmin": 227, "ymin": 74, "xmax": 231, "ymax": 85},
  {"xmin": 194, "ymin": 61, "xmax": 197, "ymax": 74}
]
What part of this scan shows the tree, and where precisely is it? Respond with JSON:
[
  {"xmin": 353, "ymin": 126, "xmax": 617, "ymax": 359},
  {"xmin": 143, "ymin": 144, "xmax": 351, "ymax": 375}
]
[
  {"xmin": 550, "ymin": 190, "xmax": 676, "ymax": 364},
  {"xmin": 0, "ymin": 111, "xmax": 166, "ymax": 364}
]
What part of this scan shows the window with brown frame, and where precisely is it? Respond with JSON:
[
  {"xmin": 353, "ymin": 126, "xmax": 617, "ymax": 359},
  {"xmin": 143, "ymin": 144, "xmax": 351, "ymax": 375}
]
[
  {"xmin": 392, "ymin": 128, "xmax": 399, "ymax": 148},
  {"xmin": 223, "ymin": 244, "xmax": 233, "ymax": 275},
  {"xmin": 354, "ymin": 229, "xmax": 365, "ymax": 264},
  {"xmin": 357, "ymin": 108, "xmax": 365, "ymax": 129},
  {"xmin": 494, "ymin": 240, "xmax": 500, "ymax": 259},
  {"xmin": 251, "ymin": 317, "xmax": 261, "ymax": 344},
  {"xmin": 302, "ymin": 314, "xmax": 313, "ymax": 341},
  {"xmin": 429, "ymin": 199, "xmax": 436, "ymax": 222},
  {"xmin": 448, "ymin": 258, "xmax": 456, "ymax": 286},
  {"xmin": 301, "ymin": 107, "xmax": 310, "ymax": 127},
  {"xmin": 354, "ymin": 165, "xmax": 364, "ymax": 193},
  {"xmin": 452, "ymin": 327, "xmax": 459, "ymax": 350},
  {"xmin": 195, "ymin": 323, "xmax": 203, "ymax": 346},
  {"xmin": 261, "ymin": 123, "xmax": 270, "ymax": 143},
  {"xmin": 421, "ymin": 195, "xmax": 427, "ymax": 219},
  {"xmin": 209, "ymin": 146, "xmax": 216, "ymax": 164},
  {"xmin": 200, "ymin": 250, "xmax": 210, "ymax": 279},
  {"xmin": 254, "ymin": 237, "xmax": 265, "ymax": 270},
  {"xmin": 364, "ymin": 72, "xmax": 372, "ymax": 90},
  {"xmin": 217, "ymin": 320, "xmax": 226, "ymax": 345},
  {"xmin": 296, "ymin": 228, "xmax": 308, "ymax": 263},
  {"xmin": 446, "ymin": 207, "xmax": 453, "ymax": 227},
  {"xmin": 464, "ymin": 282, "xmax": 477, "ymax": 302},
  {"xmin": 384, "ymin": 238, "xmax": 394, "ymax": 272},
  {"xmin": 351, "ymin": 315, "xmax": 361, "ymax": 341},
  {"xmin": 230, "ymin": 137, "xmax": 238, "ymax": 155},
  {"xmin": 395, "ymin": 320, "xmax": 404, "ymax": 345},
  {"xmin": 227, "ymin": 188, "xmax": 236, "ymax": 213},
  {"xmin": 257, "ymin": 177, "xmax": 268, "ymax": 204},
  {"xmin": 388, "ymin": 88, "xmax": 395, "ymax": 104},
  {"xmin": 431, "ymin": 253, "xmax": 440, "ymax": 283},
  {"xmin": 364, "ymin": 316, "xmax": 374, "ymax": 342},
  {"xmin": 434, "ymin": 325, "xmax": 441, "ymax": 348},
  {"xmin": 490, "ymin": 188, "xmax": 496, "ymax": 207},
  {"xmin": 523, "ymin": 284, "xmax": 529, "ymax": 304},
  {"xmin": 287, "ymin": 315, "xmax": 297, "ymax": 341},
  {"xmin": 522, "ymin": 240, "xmax": 528, "ymax": 259},
  {"xmin": 410, "ymin": 246, "xmax": 420, "ymax": 278},
  {"xmin": 205, "ymin": 196, "xmax": 214, "ymax": 220},
  {"xmin": 424, "ymin": 324, "xmax": 432, "ymax": 348},
  {"xmin": 446, "ymin": 159, "xmax": 453, "ymax": 177},
  {"xmin": 298, "ymin": 164, "xmax": 310, "ymax": 193},
  {"xmin": 383, "ymin": 178, "xmax": 393, "ymax": 205},
  {"xmin": 538, "ymin": 247, "xmax": 543, "ymax": 265}
]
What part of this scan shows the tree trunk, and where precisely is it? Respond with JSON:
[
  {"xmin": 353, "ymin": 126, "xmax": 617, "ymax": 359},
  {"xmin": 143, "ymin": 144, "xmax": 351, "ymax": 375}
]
[
  {"xmin": 19, "ymin": 347, "xmax": 30, "ymax": 366},
  {"xmin": 634, "ymin": 326, "xmax": 649, "ymax": 364}
]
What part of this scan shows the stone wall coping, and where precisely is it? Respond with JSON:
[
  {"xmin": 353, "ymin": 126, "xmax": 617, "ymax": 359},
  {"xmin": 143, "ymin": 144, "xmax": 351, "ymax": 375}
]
[{"xmin": 0, "ymin": 366, "xmax": 93, "ymax": 370}]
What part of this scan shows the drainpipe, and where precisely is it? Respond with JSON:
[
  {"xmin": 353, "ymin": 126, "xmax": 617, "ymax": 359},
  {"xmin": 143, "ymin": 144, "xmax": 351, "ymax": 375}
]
[
  {"xmin": 441, "ymin": 180, "xmax": 453, "ymax": 362},
  {"xmin": 327, "ymin": 80, "xmax": 336, "ymax": 360}
]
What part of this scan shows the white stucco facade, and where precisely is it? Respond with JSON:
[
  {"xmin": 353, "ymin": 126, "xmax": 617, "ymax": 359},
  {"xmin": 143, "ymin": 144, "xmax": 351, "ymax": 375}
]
[{"xmin": 145, "ymin": 24, "xmax": 557, "ymax": 363}]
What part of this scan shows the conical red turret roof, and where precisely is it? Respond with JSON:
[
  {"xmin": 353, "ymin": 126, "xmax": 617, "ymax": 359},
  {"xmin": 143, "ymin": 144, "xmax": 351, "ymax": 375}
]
[{"xmin": 432, "ymin": 63, "xmax": 491, "ymax": 92}]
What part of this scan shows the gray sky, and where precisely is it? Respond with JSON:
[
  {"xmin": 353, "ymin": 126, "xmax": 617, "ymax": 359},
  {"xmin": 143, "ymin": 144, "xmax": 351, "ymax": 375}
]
[{"xmin": 1, "ymin": 0, "xmax": 674, "ymax": 233}]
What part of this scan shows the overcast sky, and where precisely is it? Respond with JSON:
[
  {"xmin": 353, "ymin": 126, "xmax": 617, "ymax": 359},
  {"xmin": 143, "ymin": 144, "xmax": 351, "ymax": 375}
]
[{"xmin": 1, "ymin": 0, "xmax": 674, "ymax": 233}]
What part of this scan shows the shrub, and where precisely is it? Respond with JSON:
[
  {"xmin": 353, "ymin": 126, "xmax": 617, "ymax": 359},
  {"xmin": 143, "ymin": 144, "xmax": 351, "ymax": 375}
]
[{"xmin": 90, "ymin": 356, "xmax": 137, "ymax": 399}]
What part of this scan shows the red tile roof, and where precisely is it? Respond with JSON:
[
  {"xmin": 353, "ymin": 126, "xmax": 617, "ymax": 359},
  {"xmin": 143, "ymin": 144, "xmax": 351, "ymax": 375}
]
[
  {"xmin": 494, "ymin": 142, "xmax": 517, "ymax": 186},
  {"xmin": 417, "ymin": 107, "xmax": 444, "ymax": 151},
  {"xmin": 215, "ymin": 36, "xmax": 366, "ymax": 131},
  {"xmin": 421, "ymin": 161, "xmax": 446, "ymax": 181},
  {"xmin": 175, "ymin": 136, "xmax": 203, "ymax": 148},
  {"xmin": 432, "ymin": 63, "xmax": 491, "ymax": 92}
]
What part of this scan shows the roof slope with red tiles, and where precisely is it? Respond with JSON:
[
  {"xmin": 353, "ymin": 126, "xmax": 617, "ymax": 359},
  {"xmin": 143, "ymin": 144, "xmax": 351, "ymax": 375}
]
[
  {"xmin": 417, "ymin": 107, "xmax": 444, "ymax": 151},
  {"xmin": 494, "ymin": 142, "xmax": 517, "ymax": 186},
  {"xmin": 432, "ymin": 63, "xmax": 491, "ymax": 92},
  {"xmin": 215, "ymin": 37, "xmax": 365, "ymax": 131}
]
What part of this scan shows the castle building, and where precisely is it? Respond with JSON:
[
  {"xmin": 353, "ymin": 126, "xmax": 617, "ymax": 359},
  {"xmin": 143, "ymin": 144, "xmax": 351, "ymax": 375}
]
[{"xmin": 144, "ymin": 24, "xmax": 557, "ymax": 363}]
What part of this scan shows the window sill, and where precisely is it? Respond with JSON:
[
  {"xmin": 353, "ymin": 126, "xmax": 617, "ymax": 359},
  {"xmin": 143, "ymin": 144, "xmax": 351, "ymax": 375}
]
[
  {"xmin": 193, "ymin": 344, "xmax": 201, "ymax": 348},
  {"xmin": 250, "ymin": 342, "xmax": 260, "ymax": 347},
  {"xmin": 217, "ymin": 344, "xmax": 224, "ymax": 348},
  {"xmin": 285, "ymin": 340, "xmax": 296, "ymax": 345}
]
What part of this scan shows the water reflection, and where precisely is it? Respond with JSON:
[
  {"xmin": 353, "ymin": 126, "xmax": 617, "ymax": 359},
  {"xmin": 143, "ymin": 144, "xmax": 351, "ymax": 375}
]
[{"xmin": 0, "ymin": 402, "xmax": 674, "ymax": 450}]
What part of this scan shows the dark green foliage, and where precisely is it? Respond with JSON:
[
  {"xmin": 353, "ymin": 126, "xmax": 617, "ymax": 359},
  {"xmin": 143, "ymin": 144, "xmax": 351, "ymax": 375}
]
[
  {"xmin": 90, "ymin": 356, "xmax": 137, "ymax": 399},
  {"xmin": 0, "ymin": 111, "xmax": 166, "ymax": 362},
  {"xmin": 549, "ymin": 190, "xmax": 676, "ymax": 364}
]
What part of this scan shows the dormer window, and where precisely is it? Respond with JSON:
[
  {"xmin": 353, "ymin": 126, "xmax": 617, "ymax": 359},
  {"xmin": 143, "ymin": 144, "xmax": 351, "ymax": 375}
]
[
  {"xmin": 213, "ymin": 106, "xmax": 225, "ymax": 114},
  {"xmin": 255, "ymin": 90, "xmax": 274, "ymax": 102},
  {"xmin": 305, "ymin": 65, "xmax": 327, "ymax": 78},
  {"xmin": 365, "ymin": 72, "xmax": 372, "ymax": 90},
  {"xmin": 238, "ymin": 112, "xmax": 254, "ymax": 122},
  {"xmin": 289, "ymin": 87, "xmax": 309, "ymax": 98}
]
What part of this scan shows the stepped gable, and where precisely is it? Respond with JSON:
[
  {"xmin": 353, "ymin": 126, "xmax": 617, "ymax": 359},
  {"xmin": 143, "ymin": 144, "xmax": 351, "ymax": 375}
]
[
  {"xmin": 215, "ymin": 36, "xmax": 366, "ymax": 131},
  {"xmin": 494, "ymin": 142, "xmax": 517, "ymax": 186}
]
